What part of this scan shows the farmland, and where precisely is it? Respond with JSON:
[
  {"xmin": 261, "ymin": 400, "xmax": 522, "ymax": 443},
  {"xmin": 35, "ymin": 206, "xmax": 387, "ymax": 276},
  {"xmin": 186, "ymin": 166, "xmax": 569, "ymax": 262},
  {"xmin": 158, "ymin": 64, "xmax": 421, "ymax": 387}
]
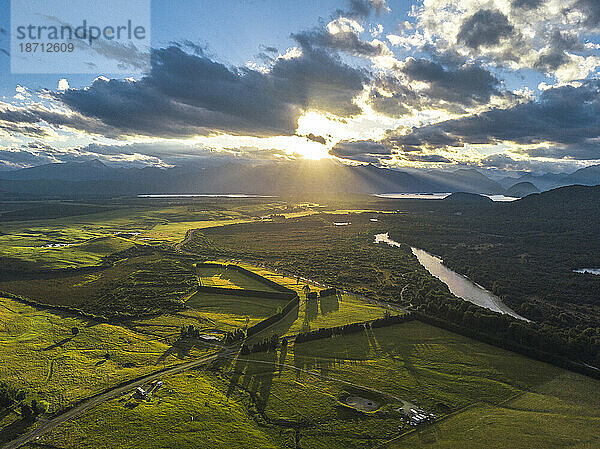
[
  {"xmin": 1, "ymin": 197, "xmax": 599, "ymax": 448},
  {"xmin": 31, "ymin": 321, "xmax": 600, "ymax": 449},
  {"xmin": 0, "ymin": 295, "xmax": 216, "ymax": 445},
  {"xmin": 185, "ymin": 290, "xmax": 290, "ymax": 332}
]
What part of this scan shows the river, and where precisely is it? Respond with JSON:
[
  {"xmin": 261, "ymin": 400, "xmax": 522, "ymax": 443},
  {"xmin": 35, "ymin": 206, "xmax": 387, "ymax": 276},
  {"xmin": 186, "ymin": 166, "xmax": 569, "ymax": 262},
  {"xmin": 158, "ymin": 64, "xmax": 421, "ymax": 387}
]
[{"xmin": 374, "ymin": 233, "xmax": 529, "ymax": 321}]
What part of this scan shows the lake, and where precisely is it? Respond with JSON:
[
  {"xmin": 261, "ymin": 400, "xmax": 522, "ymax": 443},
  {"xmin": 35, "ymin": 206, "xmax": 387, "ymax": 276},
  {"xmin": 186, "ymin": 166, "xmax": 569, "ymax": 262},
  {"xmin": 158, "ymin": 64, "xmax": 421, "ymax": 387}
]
[
  {"xmin": 574, "ymin": 268, "xmax": 600, "ymax": 275},
  {"xmin": 138, "ymin": 194, "xmax": 276, "ymax": 198},
  {"xmin": 374, "ymin": 193, "xmax": 519, "ymax": 201},
  {"xmin": 374, "ymin": 233, "xmax": 529, "ymax": 321}
]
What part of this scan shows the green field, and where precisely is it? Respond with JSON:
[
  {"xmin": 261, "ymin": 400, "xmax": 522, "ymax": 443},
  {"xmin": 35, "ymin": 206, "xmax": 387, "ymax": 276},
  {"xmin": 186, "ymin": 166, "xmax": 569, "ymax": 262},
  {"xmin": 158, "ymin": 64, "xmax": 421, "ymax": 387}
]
[
  {"xmin": 0, "ymin": 296, "xmax": 218, "ymax": 444},
  {"xmin": 196, "ymin": 264, "xmax": 280, "ymax": 291},
  {"xmin": 32, "ymin": 320, "xmax": 600, "ymax": 448},
  {"xmin": 208, "ymin": 261, "xmax": 397, "ymax": 341},
  {"xmin": 228, "ymin": 321, "xmax": 600, "ymax": 448},
  {"xmin": 0, "ymin": 234, "xmax": 136, "ymax": 270},
  {"xmin": 0, "ymin": 202, "xmax": 292, "ymax": 270},
  {"xmin": 35, "ymin": 369, "xmax": 280, "ymax": 449},
  {"xmin": 185, "ymin": 290, "xmax": 290, "ymax": 332},
  {"xmin": 2, "ymin": 198, "xmax": 600, "ymax": 448}
]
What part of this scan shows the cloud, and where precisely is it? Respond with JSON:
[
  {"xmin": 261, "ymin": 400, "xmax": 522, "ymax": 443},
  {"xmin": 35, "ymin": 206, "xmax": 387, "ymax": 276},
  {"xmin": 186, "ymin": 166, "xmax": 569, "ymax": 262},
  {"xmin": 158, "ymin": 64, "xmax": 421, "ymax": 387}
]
[
  {"xmin": 457, "ymin": 9, "xmax": 514, "ymax": 50},
  {"xmin": 475, "ymin": 152, "xmax": 593, "ymax": 173},
  {"xmin": 400, "ymin": 57, "xmax": 501, "ymax": 106},
  {"xmin": 385, "ymin": 80, "xmax": 600, "ymax": 154},
  {"xmin": 292, "ymin": 18, "xmax": 390, "ymax": 58},
  {"xmin": 367, "ymin": 54, "xmax": 509, "ymax": 118},
  {"xmin": 402, "ymin": 153, "xmax": 452, "ymax": 163},
  {"xmin": 0, "ymin": 141, "xmax": 169, "ymax": 171},
  {"xmin": 0, "ymin": 45, "xmax": 366, "ymax": 139},
  {"xmin": 342, "ymin": 0, "xmax": 390, "ymax": 18},
  {"xmin": 511, "ymin": 0, "xmax": 544, "ymax": 10},
  {"xmin": 534, "ymin": 30, "xmax": 584, "ymax": 72},
  {"xmin": 57, "ymin": 79, "xmax": 70, "ymax": 91},
  {"xmin": 330, "ymin": 139, "xmax": 391, "ymax": 161},
  {"xmin": 573, "ymin": 0, "xmax": 600, "ymax": 28},
  {"xmin": 410, "ymin": 0, "xmax": 600, "ymax": 81},
  {"xmin": 304, "ymin": 133, "xmax": 327, "ymax": 144}
]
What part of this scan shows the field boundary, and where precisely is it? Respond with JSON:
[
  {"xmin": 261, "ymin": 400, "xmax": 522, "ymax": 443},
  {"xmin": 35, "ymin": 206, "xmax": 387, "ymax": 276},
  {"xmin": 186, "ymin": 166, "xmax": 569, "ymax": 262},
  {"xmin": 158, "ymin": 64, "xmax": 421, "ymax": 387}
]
[
  {"xmin": 197, "ymin": 262, "xmax": 296, "ymax": 294},
  {"xmin": 413, "ymin": 312, "xmax": 600, "ymax": 380},
  {"xmin": 195, "ymin": 285, "xmax": 297, "ymax": 301},
  {"xmin": 246, "ymin": 294, "xmax": 300, "ymax": 337}
]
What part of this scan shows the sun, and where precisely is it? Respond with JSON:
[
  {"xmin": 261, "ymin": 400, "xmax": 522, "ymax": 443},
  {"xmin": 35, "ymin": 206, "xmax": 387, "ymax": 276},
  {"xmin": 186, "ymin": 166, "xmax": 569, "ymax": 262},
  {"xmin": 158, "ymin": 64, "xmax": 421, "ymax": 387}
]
[{"xmin": 292, "ymin": 139, "xmax": 331, "ymax": 160}]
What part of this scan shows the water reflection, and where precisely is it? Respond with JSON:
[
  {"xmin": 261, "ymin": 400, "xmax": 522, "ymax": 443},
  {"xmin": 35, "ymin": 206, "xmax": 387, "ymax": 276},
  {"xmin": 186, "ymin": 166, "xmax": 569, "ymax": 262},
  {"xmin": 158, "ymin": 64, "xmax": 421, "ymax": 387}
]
[
  {"xmin": 374, "ymin": 233, "xmax": 529, "ymax": 322},
  {"xmin": 574, "ymin": 268, "xmax": 600, "ymax": 275}
]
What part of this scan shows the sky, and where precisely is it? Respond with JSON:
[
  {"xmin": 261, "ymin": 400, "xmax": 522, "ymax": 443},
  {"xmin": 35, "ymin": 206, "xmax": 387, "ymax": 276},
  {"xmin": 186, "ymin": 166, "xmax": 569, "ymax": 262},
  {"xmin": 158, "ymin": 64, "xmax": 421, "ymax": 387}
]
[{"xmin": 0, "ymin": 0, "xmax": 599, "ymax": 176}]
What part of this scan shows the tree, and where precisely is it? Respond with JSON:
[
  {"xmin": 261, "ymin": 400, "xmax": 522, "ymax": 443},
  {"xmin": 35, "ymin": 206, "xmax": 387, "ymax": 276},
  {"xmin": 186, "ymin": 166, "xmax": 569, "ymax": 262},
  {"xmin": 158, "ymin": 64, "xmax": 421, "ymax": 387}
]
[
  {"xmin": 33, "ymin": 400, "xmax": 49, "ymax": 415},
  {"xmin": 20, "ymin": 403, "xmax": 34, "ymax": 421}
]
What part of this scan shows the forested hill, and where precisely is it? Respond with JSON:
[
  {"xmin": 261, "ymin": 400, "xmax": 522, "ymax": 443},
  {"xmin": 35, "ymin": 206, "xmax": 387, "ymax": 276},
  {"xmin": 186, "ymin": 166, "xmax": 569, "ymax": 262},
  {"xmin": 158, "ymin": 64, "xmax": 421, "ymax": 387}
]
[{"xmin": 506, "ymin": 184, "xmax": 600, "ymax": 217}]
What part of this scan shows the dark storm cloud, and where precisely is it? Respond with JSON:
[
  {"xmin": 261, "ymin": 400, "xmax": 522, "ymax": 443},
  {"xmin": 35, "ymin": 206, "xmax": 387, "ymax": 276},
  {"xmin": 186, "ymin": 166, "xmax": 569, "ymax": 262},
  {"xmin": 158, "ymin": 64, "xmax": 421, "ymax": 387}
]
[
  {"xmin": 386, "ymin": 81, "xmax": 600, "ymax": 150},
  {"xmin": 0, "ymin": 122, "xmax": 50, "ymax": 138},
  {"xmin": 401, "ymin": 58, "xmax": 500, "ymax": 105},
  {"xmin": 0, "ymin": 45, "xmax": 365, "ymax": 139},
  {"xmin": 402, "ymin": 153, "xmax": 452, "ymax": 163},
  {"xmin": 292, "ymin": 27, "xmax": 388, "ymax": 57},
  {"xmin": 511, "ymin": 0, "xmax": 544, "ymax": 10},
  {"xmin": 368, "ymin": 57, "xmax": 506, "ymax": 119},
  {"xmin": 368, "ymin": 83, "xmax": 413, "ymax": 118},
  {"xmin": 512, "ymin": 142, "xmax": 600, "ymax": 161},
  {"xmin": 330, "ymin": 139, "xmax": 391, "ymax": 159},
  {"xmin": 457, "ymin": 9, "xmax": 514, "ymax": 49},
  {"xmin": 534, "ymin": 30, "xmax": 583, "ymax": 71},
  {"xmin": 573, "ymin": 0, "xmax": 600, "ymax": 28},
  {"xmin": 304, "ymin": 133, "xmax": 327, "ymax": 144},
  {"xmin": 339, "ymin": 0, "xmax": 389, "ymax": 18},
  {"xmin": 268, "ymin": 45, "xmax": 365, "ymax": 117}
]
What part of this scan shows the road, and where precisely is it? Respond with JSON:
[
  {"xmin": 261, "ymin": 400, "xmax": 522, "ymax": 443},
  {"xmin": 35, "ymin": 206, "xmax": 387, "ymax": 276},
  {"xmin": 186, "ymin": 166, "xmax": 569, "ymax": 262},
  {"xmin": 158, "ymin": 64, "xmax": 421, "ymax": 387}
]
[{"xmin": 1, "ymin": 348, "xmax": 237, "ymax": 449}]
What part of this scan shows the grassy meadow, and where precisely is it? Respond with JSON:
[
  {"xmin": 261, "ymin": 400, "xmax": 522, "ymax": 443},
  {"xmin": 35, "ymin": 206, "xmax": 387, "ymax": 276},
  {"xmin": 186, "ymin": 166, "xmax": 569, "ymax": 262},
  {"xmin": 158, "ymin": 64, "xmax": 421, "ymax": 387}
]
[
  {"xmin": 0, "ymin": 295, "xmax": 219, "ymax": 444},
  {"xmin": 31, "ymin": 320, "xmax": 600, "ymax": 448},
  {"xmin": 185, "ymin": 290, "xmax": 290, "ymax": 332},
  {"xmin": 35, "ymin": 369, "xmax": 280, "ymax": 449},
  {"xmin": 196, "ymin": 264, "xmax": 280, "ymax": 291}
]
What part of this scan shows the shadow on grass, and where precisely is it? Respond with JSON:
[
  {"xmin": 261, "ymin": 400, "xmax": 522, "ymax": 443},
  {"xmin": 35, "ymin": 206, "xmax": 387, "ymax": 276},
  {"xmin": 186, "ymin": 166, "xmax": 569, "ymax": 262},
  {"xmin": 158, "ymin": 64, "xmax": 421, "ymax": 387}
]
[
  {"xmin": 320, "ymin": 293, "xmax": 340, "ymax": 316},
  {"xmin": 0, "ymin": 416, "xmax": 36, "ymax": 446},
  {"xmin": 43, "ymin": 336, "xmax": 75, "ymax": 351},
  {"xmin": 292, "ymin": 327, "xmax": 372, "ymax": 375},
  {"xmin": 155, "ymin": 339, "xmax": 206, "ymax": 364}
]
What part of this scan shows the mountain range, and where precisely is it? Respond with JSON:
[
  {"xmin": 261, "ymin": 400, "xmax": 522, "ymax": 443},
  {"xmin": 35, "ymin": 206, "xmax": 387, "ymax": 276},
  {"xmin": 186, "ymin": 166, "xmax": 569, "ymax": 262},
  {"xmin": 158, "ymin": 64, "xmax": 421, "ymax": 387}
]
[{"xmin": 0, "ymin": 159, "xmax": 599, "ymax": 198}]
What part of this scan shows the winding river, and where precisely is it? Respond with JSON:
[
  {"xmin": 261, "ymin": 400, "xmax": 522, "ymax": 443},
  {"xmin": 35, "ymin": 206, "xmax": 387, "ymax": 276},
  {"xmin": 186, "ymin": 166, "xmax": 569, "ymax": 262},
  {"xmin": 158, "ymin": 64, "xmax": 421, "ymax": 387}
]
[{"xmin": 374, "ymin": 233, "xmax": 529, "ymax": 321}]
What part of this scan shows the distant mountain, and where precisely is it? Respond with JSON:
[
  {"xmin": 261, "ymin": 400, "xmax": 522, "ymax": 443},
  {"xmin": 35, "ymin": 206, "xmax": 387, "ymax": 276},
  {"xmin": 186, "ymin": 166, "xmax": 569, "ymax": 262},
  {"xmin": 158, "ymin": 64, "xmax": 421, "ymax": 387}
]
[
  {"xmin": 510, "ymin": 172, "xmax": 568, "ymax": 191},
  {"xmin": 0, "ymin": 160, "xmax": 121, "ymax": 181},
  {"xmin": 497, "ymin": 175, "xmax": 521, "ymax": 189},
  {"xmin": 507, "ymin": 164, "xmax": 600, "ymax": 191},
  {"xmin": 443, "ymin": 192, "xmax": 493, "ymax": 203},
  {"xmin": 504, "ymin": 182, "xmax": 540, "ymax": 198},
  {"xmin": 0, "ymin": 159, "xmax": 538, "ymax": 198},
  {"xmin": 565, "ymin": 165, "xmax": 600, "ymax": 186}
]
